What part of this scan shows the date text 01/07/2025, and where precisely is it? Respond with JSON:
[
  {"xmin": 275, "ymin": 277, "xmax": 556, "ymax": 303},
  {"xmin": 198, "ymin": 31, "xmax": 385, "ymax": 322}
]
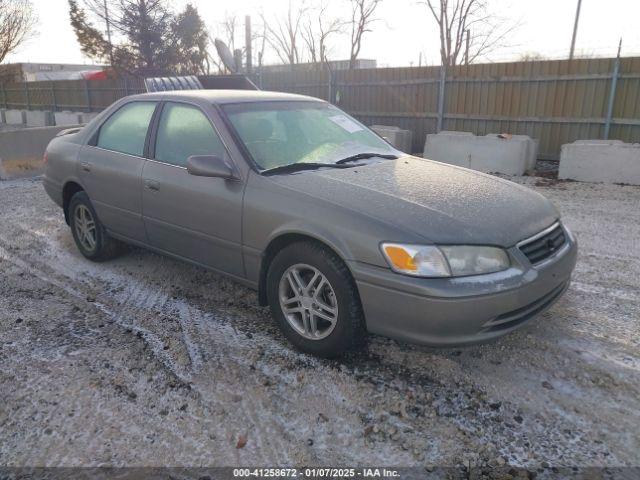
[{"xmin": 232, "ymin": 468, "xmax": 401, "ymax": 478}]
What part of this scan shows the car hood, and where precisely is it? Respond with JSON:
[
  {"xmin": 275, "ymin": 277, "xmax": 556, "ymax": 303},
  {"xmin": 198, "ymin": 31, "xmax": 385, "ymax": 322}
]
[{"xmin": 269, "ymin": 156, "xmax": 559, "ymax": 247}]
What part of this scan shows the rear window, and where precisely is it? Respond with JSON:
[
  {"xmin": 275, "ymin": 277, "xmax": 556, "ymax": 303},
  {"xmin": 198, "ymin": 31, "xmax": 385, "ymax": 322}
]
[{"xmin": 97, "ymin": 102, "xmax": 156, "ymax": 156}]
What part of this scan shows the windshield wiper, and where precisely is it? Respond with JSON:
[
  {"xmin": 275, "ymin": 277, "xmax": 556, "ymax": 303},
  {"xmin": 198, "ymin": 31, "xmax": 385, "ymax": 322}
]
[
  {"xmin": 335, "ymin": 152, "xmax": 399, "ymax": 164},
  {"xmin": 261, "ymin": 162, "xmax": 361, "ymax": 176}
]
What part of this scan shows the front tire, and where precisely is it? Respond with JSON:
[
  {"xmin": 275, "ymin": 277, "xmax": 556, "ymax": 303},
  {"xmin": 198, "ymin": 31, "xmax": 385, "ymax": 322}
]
[
  {"xmin": 266, "ymin": 241, "xmax": 366, "ymax": 358},
  {"xmin": 68, "ymin": 191, "xmax": 122, "ymax": 262}
]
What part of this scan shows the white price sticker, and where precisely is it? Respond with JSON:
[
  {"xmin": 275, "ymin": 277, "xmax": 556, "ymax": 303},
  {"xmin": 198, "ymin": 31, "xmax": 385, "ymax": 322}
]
[{"xmin": 329, "ymin": 115, "xmax": 364, "ymax": 133}]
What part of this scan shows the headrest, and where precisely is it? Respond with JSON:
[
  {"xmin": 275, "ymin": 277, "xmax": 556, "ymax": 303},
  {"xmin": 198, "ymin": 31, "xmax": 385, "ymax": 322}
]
[{"xmin": 243, "ymin": 118, "xmax": 273, "ymax": 142}]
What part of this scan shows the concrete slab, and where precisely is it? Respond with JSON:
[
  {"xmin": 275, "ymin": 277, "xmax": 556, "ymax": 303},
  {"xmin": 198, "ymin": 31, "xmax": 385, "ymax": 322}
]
[
  {"xmin": 5, "ymin": 110, "xmax": 26, "ymax": 125},
  {"xmin": 25, "ymin": 110, "xmax": 54, "ymax": 127},
  {"xmin": 54, "ymin": 111, "xmax": 82, "ymax": 126},
  {"xmin": 371, "ymin": 125, "xmax": 413, "ymax": 153},
  {"xmin": 559, "ymin": 140, "xmax": 640, "ymax": 185},
  {"xmin": 423, "ymin": 131, "xmax": 536, "ymax": 176}
]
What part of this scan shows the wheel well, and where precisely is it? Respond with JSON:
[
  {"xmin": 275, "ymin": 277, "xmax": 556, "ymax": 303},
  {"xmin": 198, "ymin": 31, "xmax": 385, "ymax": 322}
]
[
  {"xmin": 62, "ymin": 181, "xmax": 84, "ymax": 224},
  {"xmin": 258, "ymin": 233, "xmax": 348, "ymax": 306}
]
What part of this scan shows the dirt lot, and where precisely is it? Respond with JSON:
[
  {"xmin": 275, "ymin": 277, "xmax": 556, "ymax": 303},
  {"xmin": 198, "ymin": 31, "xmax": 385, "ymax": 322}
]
[{"xmin": 0, "ymin": 176, "xmax": 638, "ymax": 470}]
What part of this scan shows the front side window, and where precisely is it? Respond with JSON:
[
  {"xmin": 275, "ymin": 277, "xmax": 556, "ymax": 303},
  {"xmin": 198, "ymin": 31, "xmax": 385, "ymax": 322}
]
[
  {"xmin": 222, "ymin": 101, "xmax": 396, "ymax": 170},
  {"xmin": 155, "ymin": 103, "xmax": 227, "ymax": 167},
  {"xmin": 97, "ymin": 102, "xmax": 156, "ymax": 156}
]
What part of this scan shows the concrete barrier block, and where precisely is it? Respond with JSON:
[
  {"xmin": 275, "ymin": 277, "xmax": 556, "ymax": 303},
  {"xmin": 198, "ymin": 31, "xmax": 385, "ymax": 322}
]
[
  {"xmin": 558, "ymin": 140, "xmax": 640, "ymax": 185},
  {"xmin": 5, "ymin": 109, "xmax": 26, "ymax": 125},
  {"xmin": 54, "ymin": 111, "xmax": 82, "ymax": 126},
  {"xmin": 25, "ymin": 110, "xmax": 54, "ymax": 127},
  {"xmin": 371, "ymin": 125, "xmax": 413, "ymax": 153},
  {"xmin": 0, "ymin": 125, "xmax": 77, "ymax": 180},
  {"xmin": 510, "ymin": 135, "xmax": 539, "ymax": 173},
  {"xmin": 424, "ymin": 131, "xmax": 535, "ymax": 176},
  {"xmin": 79, "ymin": 112, "xmax": 99, "ymax": 124}
]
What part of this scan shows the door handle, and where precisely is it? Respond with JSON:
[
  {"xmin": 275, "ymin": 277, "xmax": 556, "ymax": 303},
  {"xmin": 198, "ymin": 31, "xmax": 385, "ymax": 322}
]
[
  {"xmin": 144, "ymin": 179, "xmax": 160, "ymax": 191},
  {"xmin": 80, "ymin": 161, "xmax": 91, "ymax": 172}
]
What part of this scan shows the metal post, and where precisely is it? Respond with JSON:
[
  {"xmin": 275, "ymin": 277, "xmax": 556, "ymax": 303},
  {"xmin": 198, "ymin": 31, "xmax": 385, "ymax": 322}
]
[
  {"xmin": 465, "ymin": 29, "xmax": 470, "ymax": 65},
  {"xmin": 123, "ymin": 76, "xmax": 130, "ymax": 96},
  {"xmin": 233, "ymin": 49, "xmax": 243, "ymax": 73},
  {"xmin": 437, "ymin": 64, "xmax": 447, "ymax": 132},
  {"xmin": 324, "ymin": 59, "xmax": 335, "ymax": 103},
  {"xmin": 50, "ymin": 81, "xmax": 57, "ymax": 111},
  {"xmin": 85, "ymin": 80, "xmax": 91, "ymax": 112},
  {"xmin": 1, "ymin": 83, "xmax": 6, "ymax": 109},
  {"xmin": 604, "ymin": 39, "xmax": 622, "ymax": 140},
  {"xmin": 245, "ymin": 16, "xmax": 252, "ymax": 74},
  {"xmin": 23, "ymin": 82, "xmax": 30, "ymax": 110},
  {"xmin": 569, "ymin": 0, "xmax": 582, "ymax": 60}
]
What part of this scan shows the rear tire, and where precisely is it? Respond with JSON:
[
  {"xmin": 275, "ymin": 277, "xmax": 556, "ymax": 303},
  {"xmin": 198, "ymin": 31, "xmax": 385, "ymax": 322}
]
[
  {"xmin": 68, "ymin": 191, "xmax": 123, "ymax": 262},
  {"xmin": 266, "ymin": 241, "xmax": 366, "ymax": 358}
]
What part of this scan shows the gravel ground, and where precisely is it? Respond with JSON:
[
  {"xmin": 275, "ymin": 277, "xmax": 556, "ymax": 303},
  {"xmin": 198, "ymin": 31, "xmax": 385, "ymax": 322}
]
[{"xmin": 0, "ymin": 176, "xmax": 638, "ymax": 471}]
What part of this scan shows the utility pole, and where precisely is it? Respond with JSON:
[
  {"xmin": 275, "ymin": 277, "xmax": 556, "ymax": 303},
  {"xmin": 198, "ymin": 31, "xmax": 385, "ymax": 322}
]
[
  {"xmin": 245, "ymin": 15, "xmax": 252, "ymax": 74},
  {"xmin": 464, "ymin": 29, "xmax": 470, "ymax": 65},
  {"xmin": 604, "ymin": 39, "xmax": 622, "ymax": 139},
  {"xmin": 104, "ymin": 0, "xmax": 114, "ymax": 67},
  {"xmin": 569, "ymin": 0, "xmax": 582, "ymax": 60}
]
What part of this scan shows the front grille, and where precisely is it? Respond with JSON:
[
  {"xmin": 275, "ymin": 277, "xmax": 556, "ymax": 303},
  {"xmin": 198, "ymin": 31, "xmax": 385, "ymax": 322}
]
[{"xmin": 518, "ymin": 223, "xmax": 566, "ymax": 265}]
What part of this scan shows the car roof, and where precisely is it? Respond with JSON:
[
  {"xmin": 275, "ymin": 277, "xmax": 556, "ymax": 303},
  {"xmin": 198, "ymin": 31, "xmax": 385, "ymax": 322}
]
[{"xmin": 127, "ymin": 89, "xmax": 324, "ymax": 105}]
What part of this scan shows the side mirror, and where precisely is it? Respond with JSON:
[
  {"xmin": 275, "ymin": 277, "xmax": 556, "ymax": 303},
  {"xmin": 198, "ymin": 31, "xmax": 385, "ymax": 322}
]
[{"xmin": 186, "ymin": 155, "xmax": 236, "ymax": 179}]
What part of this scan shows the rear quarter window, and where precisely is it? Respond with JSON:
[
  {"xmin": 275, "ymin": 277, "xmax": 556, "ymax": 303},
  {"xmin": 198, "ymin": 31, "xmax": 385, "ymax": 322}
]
[{"xmin": 97, "ymin": 102, "xmax": 156, "ymax": 156}]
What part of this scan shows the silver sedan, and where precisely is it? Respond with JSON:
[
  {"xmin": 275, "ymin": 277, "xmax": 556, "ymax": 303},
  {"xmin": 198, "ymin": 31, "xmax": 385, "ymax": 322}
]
[{"xmin": 43, "ymin": 90, "xmax": 577, "ymax": 357}]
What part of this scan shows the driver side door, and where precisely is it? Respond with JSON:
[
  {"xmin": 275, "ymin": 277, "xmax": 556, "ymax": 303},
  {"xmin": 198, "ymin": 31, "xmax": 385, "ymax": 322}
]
[{"xmin": 141, "ymin": 101, "xmax": 245, "ymax": 278}]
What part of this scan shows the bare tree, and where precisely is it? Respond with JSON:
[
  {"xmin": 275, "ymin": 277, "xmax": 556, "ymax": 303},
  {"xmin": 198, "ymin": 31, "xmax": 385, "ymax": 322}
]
[
  {"xmin": 0, "ymin": 0, "xmax": 37, "ymax": 63},
  {"xmin": 262, "ymin": 1, "xmax": 308, "ymax": 65},
  {"xmin": 209, "ymin": 13, "xmax": 268, "ymax": 73},
  {"xmin": 420, "ymin": 0, "xmax": 516, "ymax": 66},
  {"xmin": 348, "ymin": 0, "xmax": 382, "ymax": 69},
  {"xmin": 301, "ymin": 1, "xmax": 343, "ymax": 64}
]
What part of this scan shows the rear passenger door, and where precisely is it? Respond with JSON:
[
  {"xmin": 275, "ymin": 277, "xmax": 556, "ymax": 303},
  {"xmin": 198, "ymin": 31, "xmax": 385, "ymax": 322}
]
[
  {"xmin": 79, "ymin": 101, "xmax": 157, "ymax": 242},
  {"xmin": 141, "ymin": 101, "xmax": 245, "ymax": 278}
]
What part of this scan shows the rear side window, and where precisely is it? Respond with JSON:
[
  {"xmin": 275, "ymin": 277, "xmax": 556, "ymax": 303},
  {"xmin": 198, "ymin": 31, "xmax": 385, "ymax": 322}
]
[
  {"xmin": 154, "ymin": 103, "xmax": 226, "ymax": 167},
  {"xmin": 97, "ymin": 102, "xmax": 156, "ymax": 156}
]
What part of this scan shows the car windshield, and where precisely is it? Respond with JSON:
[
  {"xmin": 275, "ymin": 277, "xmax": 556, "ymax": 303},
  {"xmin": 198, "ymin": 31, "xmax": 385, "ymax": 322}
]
[{"xmin": 221, "ymin": 101, "xmax": 397, "ymax": 171}]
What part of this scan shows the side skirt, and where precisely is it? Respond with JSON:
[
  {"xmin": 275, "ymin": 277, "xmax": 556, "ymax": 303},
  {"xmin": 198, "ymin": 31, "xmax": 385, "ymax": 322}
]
[{"xmin": 107, "ymin": 230, "xmax": 259, "ymax": 291}]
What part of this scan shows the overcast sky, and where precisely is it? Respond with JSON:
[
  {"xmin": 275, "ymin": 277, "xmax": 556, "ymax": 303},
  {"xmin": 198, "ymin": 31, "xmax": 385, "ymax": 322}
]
[{"xmin": 6, "ymin": 0, "xmax": 640, "ymax": 67}]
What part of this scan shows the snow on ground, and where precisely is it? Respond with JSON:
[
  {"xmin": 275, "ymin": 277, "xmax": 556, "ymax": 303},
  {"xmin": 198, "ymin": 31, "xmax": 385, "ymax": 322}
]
[{"xmin": 0, "ymin": 176, "xmax": 638, "ymax": 471}]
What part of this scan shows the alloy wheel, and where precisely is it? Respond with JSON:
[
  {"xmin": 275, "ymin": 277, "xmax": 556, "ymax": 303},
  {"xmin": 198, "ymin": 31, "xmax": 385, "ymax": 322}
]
[
  {"xmin": 74, "ymin": 204, "xmax": 97, "ymax": 252},
  {"xmin": 278, "ymin": 263, "xmax": 339, "ymax": 340}
]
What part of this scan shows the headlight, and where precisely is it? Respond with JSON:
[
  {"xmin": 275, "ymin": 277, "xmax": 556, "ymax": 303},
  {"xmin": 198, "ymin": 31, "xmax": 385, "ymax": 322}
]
[{"xmin": 381, "ymin": 243, "xmax": 510, "ymax": 277}]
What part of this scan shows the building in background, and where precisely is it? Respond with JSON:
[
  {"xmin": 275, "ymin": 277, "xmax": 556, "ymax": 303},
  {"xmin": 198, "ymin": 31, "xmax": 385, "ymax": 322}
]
[{"xmin": 0, "ymin": 63, "xmax": 107, "ymax": 83}]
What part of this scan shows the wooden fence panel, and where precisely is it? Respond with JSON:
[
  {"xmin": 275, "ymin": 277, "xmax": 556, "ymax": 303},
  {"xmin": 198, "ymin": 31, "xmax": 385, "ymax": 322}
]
[{"xmin": 1, "ymin": 57, "xmax": 639, "ymax": 158}]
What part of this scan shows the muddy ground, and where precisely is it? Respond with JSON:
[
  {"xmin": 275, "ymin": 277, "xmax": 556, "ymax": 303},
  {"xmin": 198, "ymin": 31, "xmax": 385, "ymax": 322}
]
[{"xmin": 0, "ymin": 176, "xmax": 638, "ymax": 471}]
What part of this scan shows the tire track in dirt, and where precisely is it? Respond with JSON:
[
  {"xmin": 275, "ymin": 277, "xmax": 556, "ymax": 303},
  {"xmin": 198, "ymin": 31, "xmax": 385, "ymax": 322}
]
[{"xmin": 0, "ymin": 233, "xmax": 311, "ymax": 464}]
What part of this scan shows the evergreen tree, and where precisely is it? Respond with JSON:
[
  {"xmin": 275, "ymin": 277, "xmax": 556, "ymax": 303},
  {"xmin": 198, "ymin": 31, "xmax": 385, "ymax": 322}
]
[
  {"xmin": 68, "ymin": 0, "xmax": 209, "ymax": 75},
  {"xmin": 171, "ymin": 4, "xmax": 209, "ymax": 75}
]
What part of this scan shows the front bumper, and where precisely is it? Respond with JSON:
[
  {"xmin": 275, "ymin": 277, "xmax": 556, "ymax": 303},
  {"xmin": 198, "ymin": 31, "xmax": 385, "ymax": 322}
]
[{"xmin": 350, "ymin": 229, "xmax": 578, "ymax": 346}]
